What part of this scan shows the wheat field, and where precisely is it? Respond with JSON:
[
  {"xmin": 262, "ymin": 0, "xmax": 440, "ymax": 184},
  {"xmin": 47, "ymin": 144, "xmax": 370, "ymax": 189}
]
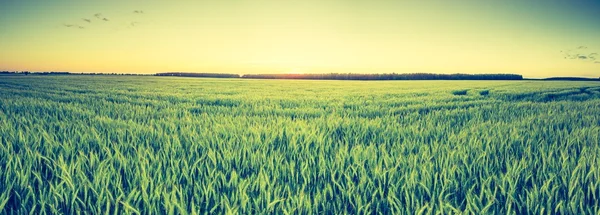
[{"xmin": 1, "ymin": 76, "xmax": 599, "ymax": 214}]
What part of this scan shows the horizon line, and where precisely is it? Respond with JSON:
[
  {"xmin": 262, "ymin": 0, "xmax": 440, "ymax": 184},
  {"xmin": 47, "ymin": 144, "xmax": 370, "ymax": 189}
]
[{"xmin": 2, "ymin": 71, "xmax": 599, "ymax": 80}]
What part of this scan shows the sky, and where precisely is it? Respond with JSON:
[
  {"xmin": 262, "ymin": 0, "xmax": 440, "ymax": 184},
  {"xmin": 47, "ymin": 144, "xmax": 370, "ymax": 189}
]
[{"xmin": 0, "ymin": 0, "xmax": 599, "ymax": 78}]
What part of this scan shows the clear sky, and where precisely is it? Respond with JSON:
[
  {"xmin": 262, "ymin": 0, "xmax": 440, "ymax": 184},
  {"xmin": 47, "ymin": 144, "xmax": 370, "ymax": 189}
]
[{"xmin": 1, "ymin": 0, "xmax": 599, "ymax": 78}]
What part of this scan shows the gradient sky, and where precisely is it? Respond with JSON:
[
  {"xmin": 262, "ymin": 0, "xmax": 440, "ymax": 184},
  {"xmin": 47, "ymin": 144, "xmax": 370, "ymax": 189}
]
[{"xmin": 1, "ymin": 0, "xmax": 599, "ymax": 78}]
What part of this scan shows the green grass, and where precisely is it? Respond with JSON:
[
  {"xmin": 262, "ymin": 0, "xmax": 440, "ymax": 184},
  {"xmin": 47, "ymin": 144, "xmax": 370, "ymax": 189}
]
[{"xmin": 1, "ymin": 76, "xmax": 600, "ymax": 214}]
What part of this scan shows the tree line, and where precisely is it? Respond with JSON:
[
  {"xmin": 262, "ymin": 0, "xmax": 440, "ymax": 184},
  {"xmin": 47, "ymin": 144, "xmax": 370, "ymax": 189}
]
[
  {"xmin": 152, "ymin": 72, "xmax": 524, "ymax": 80},
  {"xmin": 542, "ymin": 77, "xmax": 600, "ymax": 81},
  {"xmin": 240, "ymin": 73, "xmax": 524, "ymax": 80},
  {"xmin": 0, "ymin": 71, "xmax": 525, "ymax": 80},
  {"xmin": 0, "ymin": 71, "xmax": 69, "ymax": 75},
  {"xmin": 7, "ymin": 71, "xmax": 600, "ymax": 81},
  {"xmin": 0, "ymin": 71, "xmax": 150, "ymax": 76}
]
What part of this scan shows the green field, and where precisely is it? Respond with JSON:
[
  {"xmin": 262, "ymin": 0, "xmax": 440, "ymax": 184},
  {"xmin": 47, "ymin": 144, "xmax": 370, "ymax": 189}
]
[{"xmin": 1, "ymin": 76, "xmax": 600, "ymax": 214}]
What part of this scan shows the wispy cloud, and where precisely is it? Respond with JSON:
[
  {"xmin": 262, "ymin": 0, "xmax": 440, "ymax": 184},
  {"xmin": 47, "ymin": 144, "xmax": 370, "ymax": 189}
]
[
  {"xmin": 63, "ymin": 24, "xmax": 85, "ymax": 29},
  {"xmin": 62, "ymin": 10, "xmax": 148, "ymax": 32},
  {"xmin": 561, "ymin": 46, "xmax": 598, "ymax": 63},
  {"xmin": 90, "ymin": 13, "xmax": 110, "ymax": 22}
]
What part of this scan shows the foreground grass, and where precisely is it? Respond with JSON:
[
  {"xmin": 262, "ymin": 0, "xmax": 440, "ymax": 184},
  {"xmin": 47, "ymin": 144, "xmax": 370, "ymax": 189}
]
[{"xmin": 1, "ymin": 76, "xmax": 599, "ymax": 214}]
